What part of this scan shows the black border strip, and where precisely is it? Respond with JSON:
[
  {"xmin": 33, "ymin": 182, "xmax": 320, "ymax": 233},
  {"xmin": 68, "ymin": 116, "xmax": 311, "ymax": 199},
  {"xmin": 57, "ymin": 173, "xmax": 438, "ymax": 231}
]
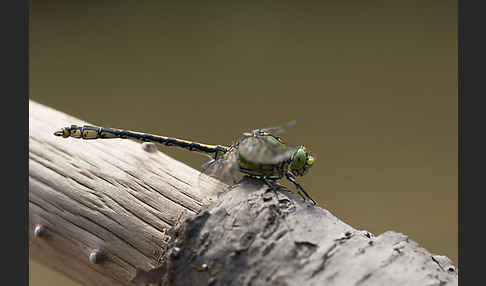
[
  {"xmin": 1, "ymin": 1, "xmax": 29, "ymax": 286},
  {"xmin": 459, "ymin": 0, "xmax": 486, "ymax": 284}
]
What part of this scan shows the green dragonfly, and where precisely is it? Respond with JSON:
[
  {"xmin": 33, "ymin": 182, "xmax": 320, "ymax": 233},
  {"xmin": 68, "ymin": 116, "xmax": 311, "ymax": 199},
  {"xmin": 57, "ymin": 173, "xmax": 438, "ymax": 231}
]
[{"xmin": 54, "ymin": 121, "xmax": 316, "ymax": 205}]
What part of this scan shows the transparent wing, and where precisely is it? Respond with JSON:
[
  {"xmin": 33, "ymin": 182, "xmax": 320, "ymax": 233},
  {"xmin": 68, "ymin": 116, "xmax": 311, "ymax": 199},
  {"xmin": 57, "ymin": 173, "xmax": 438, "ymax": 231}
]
[
  {"xmin": 238, "ymin": 134, "xmax": 298, "ymax": 165},
  {"xmin": 198, "ymin": 147, "xmax": 240, "ymax": 186},
  {"xmin": 244, "ymin": 120, "xmax": 297, "ymax": 136},
  {"xmin": 260, "ymin": 120, "xmax": 297, "ymax": 135}
]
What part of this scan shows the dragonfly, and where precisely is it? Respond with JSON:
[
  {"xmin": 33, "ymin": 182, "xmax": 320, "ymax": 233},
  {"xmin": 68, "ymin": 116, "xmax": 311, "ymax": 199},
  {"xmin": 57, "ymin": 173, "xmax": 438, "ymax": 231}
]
[{"xmin": 54, "ymin": 121, "xmax": 316, "ymax": 205}]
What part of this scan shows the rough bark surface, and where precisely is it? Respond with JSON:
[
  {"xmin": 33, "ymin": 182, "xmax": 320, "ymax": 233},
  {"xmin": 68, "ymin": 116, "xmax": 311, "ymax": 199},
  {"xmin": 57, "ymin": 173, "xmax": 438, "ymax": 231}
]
[
  {"xmin": 29, "ymin": 100, "xmax": 458, "ymax": 286},
  {"xmin": 152, "ymin": 178, "xmax": 458, "ymax": 286}
]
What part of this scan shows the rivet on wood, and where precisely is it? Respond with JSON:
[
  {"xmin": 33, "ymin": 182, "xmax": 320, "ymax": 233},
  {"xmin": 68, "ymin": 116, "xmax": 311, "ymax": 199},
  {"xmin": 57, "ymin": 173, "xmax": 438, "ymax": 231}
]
[
  {"xmin": 89, "ymin": 249, "xmax": 104, "ymax": 264},
  {"xmin": 142, "ymin": 142, "xmax": 157, "ymax": 153},
  {"xmin": 34, "ymin": 224, "xmax": 45, "ymax": 238}
]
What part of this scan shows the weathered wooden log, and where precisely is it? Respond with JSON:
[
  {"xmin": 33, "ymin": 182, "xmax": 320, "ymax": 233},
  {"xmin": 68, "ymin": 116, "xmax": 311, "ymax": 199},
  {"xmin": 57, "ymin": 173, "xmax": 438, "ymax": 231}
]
[
  {"xmin": 29, "ymin": 100, "xmax": 458, "ymax": 286},
  {"xmin": 29, "ymin": 100, "xmax": 221, "ymax": 286}
]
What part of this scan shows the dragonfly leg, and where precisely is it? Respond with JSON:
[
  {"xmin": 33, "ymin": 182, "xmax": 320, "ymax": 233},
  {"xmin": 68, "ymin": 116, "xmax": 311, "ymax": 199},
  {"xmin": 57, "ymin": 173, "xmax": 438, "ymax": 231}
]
[
  {"xmin": 285, "ymin": 172, "xmax": 317, "ymax": 205},
  {"xmin": 262, "ymin": 178, "xmax": 281, "ymax": 201},
  {"xmin": 269, "ymin": 175, "xmax": 305, "ymax": 201},
  {"xmin": 263, "ymin": 178, "xmax": 282, "ymax": 193}
]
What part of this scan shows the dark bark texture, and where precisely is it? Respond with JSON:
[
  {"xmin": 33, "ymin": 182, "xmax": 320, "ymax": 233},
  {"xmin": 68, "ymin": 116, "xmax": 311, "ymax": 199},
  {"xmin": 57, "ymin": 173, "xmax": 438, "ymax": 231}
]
[{"xmin": 138, "ymin": 178, "xmax": 458, "ymax": 286}]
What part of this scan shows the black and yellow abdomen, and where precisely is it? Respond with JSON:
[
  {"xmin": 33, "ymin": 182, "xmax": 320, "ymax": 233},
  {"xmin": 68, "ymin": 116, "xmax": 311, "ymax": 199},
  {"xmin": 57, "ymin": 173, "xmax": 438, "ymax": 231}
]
[{"xmin": 54, "ymin": 125, "xmax": 230, "ymax": 157}]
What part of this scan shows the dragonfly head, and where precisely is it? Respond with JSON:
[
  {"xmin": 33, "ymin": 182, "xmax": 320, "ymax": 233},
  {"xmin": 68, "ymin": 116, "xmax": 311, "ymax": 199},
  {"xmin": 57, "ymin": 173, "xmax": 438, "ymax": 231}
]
[{"xmin": 290, "ymin": 146, "xmax": 314, "ymax": 176}]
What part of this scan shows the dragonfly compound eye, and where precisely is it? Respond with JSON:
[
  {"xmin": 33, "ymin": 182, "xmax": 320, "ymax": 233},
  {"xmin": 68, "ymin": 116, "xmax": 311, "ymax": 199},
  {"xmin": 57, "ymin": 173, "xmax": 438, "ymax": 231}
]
[
  {"xmin": 289, "ymin": 146, "xmax": 314, "ymax": 176},
  {"xmin": 290, "ymin": 147, "xmax": 307, "ymax": 176}
]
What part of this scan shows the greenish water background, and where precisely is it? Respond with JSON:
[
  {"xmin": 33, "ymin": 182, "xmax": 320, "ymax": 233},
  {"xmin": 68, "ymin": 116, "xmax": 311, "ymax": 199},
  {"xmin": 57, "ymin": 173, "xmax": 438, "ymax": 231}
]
[{"xmin": 30, "ymin": 1, "xmax": 457, "ymax": 285}]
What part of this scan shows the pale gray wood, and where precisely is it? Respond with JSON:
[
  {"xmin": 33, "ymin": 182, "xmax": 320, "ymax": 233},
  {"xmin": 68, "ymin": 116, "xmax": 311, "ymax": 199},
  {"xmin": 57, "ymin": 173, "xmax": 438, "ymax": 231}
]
[
  {"xmin": 29, "ymin": 100, "xmax": 222, "ymax": 286},
  {"xmin": 29, "ymin": 100, "xmax": 458, "ymax": 286}
]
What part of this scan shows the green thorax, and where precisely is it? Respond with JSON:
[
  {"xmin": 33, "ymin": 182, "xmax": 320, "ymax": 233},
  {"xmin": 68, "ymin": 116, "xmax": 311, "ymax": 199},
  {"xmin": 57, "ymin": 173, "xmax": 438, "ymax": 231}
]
[{"xmin": 236, "ymin": 133, "xmax": 291, "ymax": 179}]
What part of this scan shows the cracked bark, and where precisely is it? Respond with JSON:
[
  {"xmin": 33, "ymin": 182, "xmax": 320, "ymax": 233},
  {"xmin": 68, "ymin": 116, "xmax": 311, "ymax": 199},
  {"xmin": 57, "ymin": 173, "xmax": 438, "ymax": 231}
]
[
  {"xmin": 29, "ymin": 100, "xmax": 458, "ymax": 286},
  {"xmin": 152, "ymin": 178, "xmax": 458, "ymax": 286}
]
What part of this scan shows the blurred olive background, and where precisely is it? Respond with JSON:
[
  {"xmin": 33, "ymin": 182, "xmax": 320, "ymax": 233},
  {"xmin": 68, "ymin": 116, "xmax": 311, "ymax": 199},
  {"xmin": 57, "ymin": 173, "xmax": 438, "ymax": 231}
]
[{"xmin": 29, "ymin": 0, "xmax": 457, "ymax": 285}]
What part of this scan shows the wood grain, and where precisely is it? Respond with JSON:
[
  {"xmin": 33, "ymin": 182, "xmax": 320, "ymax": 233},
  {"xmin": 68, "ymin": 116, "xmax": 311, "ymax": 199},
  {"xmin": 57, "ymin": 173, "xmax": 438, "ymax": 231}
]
[{"xmin": 29, "ymin": 100, "xmax": 221, "ymax": 286}]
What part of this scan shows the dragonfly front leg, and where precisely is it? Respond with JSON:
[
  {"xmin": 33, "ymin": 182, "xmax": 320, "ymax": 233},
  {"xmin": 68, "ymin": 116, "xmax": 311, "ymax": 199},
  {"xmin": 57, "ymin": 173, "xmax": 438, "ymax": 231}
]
[
  {"xmin": 285, "ymin": 172, "xmax": 316, "ymax": 205},
  {"xmin": 262, "ymin": 178, "xmax": 280, "ymax": 201}
]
